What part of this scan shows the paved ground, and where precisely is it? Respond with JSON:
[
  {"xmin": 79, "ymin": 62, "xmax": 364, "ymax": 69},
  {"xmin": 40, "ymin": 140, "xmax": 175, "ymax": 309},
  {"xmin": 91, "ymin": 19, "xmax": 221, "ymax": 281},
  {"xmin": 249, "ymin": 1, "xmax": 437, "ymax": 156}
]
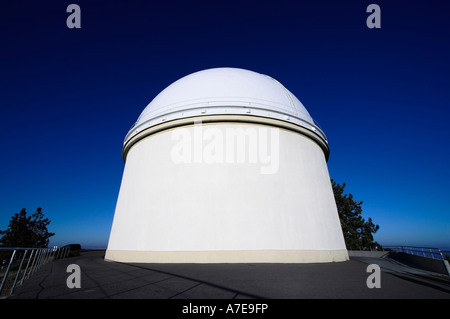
[{"xmin": 7, "ymin": 250, "xmax": 450, "ymax": 299}]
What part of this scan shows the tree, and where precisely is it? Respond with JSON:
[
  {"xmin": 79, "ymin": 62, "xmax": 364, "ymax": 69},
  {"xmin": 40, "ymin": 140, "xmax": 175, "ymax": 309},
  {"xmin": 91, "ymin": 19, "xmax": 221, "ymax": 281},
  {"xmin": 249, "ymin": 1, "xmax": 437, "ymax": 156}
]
[
  {"xmin": 0, "ymin": 207, "xmax": 55, "ymax": 248},
  {"xmin": 331, "ymin": 180, "xmax": 381, "ymax": 250}
]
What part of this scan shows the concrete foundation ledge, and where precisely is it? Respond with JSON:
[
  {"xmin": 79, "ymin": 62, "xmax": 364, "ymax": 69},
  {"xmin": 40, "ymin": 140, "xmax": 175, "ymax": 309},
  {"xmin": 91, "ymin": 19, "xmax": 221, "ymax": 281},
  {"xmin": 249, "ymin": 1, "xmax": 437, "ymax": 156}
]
[{"xmin": 104, "ymin": 249, "xmax": 349, "ymax": 263}]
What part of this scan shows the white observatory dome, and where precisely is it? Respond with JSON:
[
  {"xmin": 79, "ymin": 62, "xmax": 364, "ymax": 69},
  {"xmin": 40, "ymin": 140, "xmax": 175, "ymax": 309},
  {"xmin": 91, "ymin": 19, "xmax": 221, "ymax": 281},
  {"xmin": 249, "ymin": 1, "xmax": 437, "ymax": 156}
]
[
  {"xmin": 106, "ymin": 67, "xmax": 348, "ymax": 264},
  {"xmin": 124, "ymin": 68, "xmax": 328, "ymax": 157}
]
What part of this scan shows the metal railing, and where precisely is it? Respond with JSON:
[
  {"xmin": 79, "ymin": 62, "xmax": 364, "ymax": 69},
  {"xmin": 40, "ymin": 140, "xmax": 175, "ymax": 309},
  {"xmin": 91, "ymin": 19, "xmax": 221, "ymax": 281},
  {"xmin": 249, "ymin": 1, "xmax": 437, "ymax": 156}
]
[
  {"xmin": 383, "ymin": 245, "xmax": 448, "ymax": 261},
  {"xmin": 0, "ymin": 246, "xmax": 71, "ymax": 297}
]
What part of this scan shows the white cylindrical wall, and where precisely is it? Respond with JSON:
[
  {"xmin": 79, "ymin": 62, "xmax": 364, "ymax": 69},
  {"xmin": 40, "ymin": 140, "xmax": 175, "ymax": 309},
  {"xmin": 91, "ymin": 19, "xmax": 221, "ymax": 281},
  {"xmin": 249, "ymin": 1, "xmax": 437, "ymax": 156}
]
[{"xmin": 105, "ymin": 121, "xmax": 348, "ymax": 263}]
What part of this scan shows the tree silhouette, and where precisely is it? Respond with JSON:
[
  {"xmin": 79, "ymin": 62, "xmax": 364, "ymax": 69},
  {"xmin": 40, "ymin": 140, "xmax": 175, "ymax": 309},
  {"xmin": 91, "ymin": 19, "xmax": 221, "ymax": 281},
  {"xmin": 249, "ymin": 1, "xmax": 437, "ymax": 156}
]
[
  {"xmin": 331, "ymin": 180, "xmax": 380, "ymax": 250},
  {"xmin": 0, "ymin": 207, "xmax": 55, "ymax": 248}
]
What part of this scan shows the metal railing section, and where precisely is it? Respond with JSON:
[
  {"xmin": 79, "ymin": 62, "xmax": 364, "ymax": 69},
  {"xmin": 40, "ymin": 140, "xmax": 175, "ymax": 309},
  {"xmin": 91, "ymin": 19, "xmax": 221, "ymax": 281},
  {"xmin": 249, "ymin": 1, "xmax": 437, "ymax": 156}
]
[
  {"xmin": 383, "ymin": 245, "xmax": 448, "ymax": 260},
  {"xmin": 0, "ymin": 246, "xmax": 71, "ymax": 297}
]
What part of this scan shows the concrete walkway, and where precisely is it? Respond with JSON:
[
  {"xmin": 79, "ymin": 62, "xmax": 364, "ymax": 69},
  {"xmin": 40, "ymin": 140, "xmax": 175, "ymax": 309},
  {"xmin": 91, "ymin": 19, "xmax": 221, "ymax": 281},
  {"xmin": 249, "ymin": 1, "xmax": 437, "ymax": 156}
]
[{"xmin": 7, "ymin": 250, "xmax": 450, "ymax": 299}]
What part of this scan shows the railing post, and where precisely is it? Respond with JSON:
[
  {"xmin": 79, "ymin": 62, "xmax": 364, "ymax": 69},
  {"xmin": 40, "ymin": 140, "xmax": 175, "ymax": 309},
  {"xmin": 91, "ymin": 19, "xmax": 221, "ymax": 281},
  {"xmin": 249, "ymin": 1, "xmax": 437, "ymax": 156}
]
[
  {"xmin": 42, "ymin": 248, "xmax": 47, "ymax": 265},
  {"xmin": 32, "ymin": 249, "xmax": 43, "ymax": 276},
  {"xmin": 39, "ymin": 249, "xmax": 45, "ymax": 266},
  {"xmin": 0, "ymin": 250, "xmax": 17, "ymax": 296},
  {"xmin": 49, "ymin": 247, "xmax": 54, "ymax": 263},
  {"xmin": 10, "ymin": 249, "xmax": 28, "ymax": 296},
  {"xmin": 41, "ymin": 248, "xmax": 48, "ymax": 266},
  {"xmin": 20, "ymin": 249, "xmax": 35, "ymax": 285},
  {"xmin": 46, "ymin": 248, "xmax": 52, "ymax": 263},
  {"xmin": 27, "ymin": 249, "xmax": 39, "ymax": 279},
  {"xmin": 44, "ymin": 248, "xmax": 50, "ymax": 265},
  {"xmin": 34, "ymin": 249, "xmax": 45, "ymax": 273},
  {"xmin": 64, "ymin": 247, "xmax": 70, "ymax": 259},
  {"xmin": 46, "ymin": 248, "xmax": 50, "ymax": 263},
  {"xmin": 32, "ymin": 249, "xmax": 41, "ymax": 273}
]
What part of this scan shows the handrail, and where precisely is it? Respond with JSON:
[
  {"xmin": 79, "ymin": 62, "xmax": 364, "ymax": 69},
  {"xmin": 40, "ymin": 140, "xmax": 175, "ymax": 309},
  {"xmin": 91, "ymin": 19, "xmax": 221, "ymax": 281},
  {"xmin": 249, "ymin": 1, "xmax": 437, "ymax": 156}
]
[
  {"xmin": 383, "ymin": 245, "xmax": 447, "ymax": 260},
  {"xmin": 0, "ymin": 246, "xmax": 71, "ymax": 297}
]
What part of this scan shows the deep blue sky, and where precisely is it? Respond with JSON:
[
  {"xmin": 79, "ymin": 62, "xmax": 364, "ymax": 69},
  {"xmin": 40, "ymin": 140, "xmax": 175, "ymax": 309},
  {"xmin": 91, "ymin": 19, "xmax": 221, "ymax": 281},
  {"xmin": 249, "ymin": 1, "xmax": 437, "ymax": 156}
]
[{"xmin": 1, "ymin": 0, "xmax": 449, "ymax": 249}]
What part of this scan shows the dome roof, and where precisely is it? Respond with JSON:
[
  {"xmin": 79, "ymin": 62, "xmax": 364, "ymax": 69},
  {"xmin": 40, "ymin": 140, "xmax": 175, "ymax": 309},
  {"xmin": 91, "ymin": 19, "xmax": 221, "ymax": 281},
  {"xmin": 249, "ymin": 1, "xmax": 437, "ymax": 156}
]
[{"xmin": 125, "ymin": 67, "xmax": 327, "ymax": 147}]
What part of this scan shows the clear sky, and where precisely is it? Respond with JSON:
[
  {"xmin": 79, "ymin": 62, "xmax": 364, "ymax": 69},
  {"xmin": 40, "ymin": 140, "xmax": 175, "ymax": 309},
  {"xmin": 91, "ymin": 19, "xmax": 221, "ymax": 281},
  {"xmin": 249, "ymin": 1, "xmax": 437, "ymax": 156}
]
[{"xmin": 1, "ymin": 0, "xmax": 449, "ymax": 250}]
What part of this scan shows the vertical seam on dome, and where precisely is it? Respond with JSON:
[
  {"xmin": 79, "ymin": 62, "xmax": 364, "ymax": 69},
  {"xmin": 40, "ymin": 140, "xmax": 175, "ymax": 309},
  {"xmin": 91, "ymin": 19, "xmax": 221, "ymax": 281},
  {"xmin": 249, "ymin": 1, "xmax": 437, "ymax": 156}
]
[{"xmin": 266, "ymin": 76, "xmax": 299, "ymax": 116}]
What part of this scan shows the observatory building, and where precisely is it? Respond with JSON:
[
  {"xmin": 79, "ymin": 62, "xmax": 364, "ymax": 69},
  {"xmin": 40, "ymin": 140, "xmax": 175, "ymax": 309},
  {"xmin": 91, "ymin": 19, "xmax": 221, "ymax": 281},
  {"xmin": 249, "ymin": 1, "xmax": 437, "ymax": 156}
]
[{"xmin": 105, "ymin": 68, "xmax": 348, "ymax": 263}]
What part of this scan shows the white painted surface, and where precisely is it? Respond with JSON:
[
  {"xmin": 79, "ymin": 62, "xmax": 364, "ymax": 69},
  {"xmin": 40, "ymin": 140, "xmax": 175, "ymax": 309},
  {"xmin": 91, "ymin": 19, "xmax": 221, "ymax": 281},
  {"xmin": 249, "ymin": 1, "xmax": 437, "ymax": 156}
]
[
  {"xmin": 125, "ymin": 68, "xmax": 327, "ymax": 145},
  {"xmin": 106, "ymin": 123, "xmax": 347, "ymax": 261},
  {"xmin": 106, "ymin": 68, "xmax": 347, "ymax": 263}
]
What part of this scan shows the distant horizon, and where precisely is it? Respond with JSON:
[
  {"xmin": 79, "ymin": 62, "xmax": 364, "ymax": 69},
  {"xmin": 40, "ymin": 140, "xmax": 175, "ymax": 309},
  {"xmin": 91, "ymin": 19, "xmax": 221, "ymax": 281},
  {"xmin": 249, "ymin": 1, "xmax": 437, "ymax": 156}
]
[{"xmin": 4, "ymin": 242, "xmax": 450, "ymax": 253}]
